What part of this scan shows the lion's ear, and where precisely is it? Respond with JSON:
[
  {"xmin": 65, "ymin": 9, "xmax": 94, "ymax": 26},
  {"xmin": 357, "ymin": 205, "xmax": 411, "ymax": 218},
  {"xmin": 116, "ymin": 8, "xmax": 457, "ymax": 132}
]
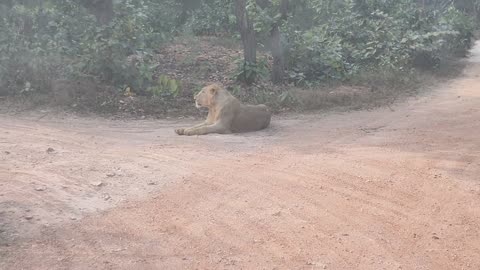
[{"xmin": 209, "ymin": 86, "xmax": 218, "ymax": 95}]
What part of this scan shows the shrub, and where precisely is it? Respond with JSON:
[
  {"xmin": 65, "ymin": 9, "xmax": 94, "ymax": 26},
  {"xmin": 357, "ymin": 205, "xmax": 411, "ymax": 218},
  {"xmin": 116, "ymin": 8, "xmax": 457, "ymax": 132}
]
[
  {"xmin": 188, "ymin": 0, "xmax": 236, "ymax": 36},
  {"xmin": 0, "ymin": 5, "xmax": 69, "ymax": 96},
  {"xmin": 0, "ymin": 0, "xmax": 181, "ymax": 97},
  {"xmin": 285, "ymin": 0, "xmax": 474, "ymax": 84}
]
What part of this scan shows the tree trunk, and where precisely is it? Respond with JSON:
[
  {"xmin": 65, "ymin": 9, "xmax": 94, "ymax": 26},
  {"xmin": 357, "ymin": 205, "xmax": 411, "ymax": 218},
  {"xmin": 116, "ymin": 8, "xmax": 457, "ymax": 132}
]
[
  {"xmin": 271, "ymin": 0, "xmax": 288, "ymax": 84},
  {"xmin": 476, "ymin": 2, "xmax": 480, "ymax": 25},
  {"xmin": 271, "ymin": 24, "xmax": 285, "ymax": 84},
  {"xmin": 235, "ymin": 0, "xmax": 256, "ymax": 84}
]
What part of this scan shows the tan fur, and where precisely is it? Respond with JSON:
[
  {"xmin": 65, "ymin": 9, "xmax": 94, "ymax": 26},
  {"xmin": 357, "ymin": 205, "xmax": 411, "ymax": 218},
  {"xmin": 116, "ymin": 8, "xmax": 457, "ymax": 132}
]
[{"xmin": 175, "ymin": 84, "xmax": 271, "ymax": 136}]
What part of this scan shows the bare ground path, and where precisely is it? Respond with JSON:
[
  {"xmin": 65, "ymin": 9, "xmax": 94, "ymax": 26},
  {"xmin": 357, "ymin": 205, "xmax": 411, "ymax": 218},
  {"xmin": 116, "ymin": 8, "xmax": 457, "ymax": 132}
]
[{"xmin": 1, "ymin": 43, "xmax": 480, "ymax": 269}]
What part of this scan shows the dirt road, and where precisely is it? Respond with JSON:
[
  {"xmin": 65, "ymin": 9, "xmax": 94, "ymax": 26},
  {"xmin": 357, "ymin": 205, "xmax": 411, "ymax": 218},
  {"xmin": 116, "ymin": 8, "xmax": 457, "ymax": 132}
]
[{"xmin": 1, "ymin": 44, "xmax": 480, "ymax": 270}]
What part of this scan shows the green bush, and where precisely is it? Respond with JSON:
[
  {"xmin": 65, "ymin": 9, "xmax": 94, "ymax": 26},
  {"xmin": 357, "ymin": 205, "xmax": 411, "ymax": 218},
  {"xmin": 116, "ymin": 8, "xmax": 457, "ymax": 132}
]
[
  {"xmin": 188, "ymin": 0, "xmax": 236, "ymax": 36},
  {"xmin": 0, "ymin": 4, "xmax": 69, "ymax": 96},
  {"xmin": 437, "ymin": 5, "xmax": 475, "ymax": 56},
  {"xmin": 69, "ymin": 0, "xmax": 181, "ymax": 91},
  {"xmin": 147, "ymin": 75, "xmax": 182, "ymax": 98},
  {"xmin": 232, "ymin": 57, "xmax": 270, "ymax": 83},
  {"xmin": 0, "ymin": 0, "xmax": 181, "ymax": 96},
  {"xmin": 286, "ymin": 0, "xmax": 474, "ymax": 84}
]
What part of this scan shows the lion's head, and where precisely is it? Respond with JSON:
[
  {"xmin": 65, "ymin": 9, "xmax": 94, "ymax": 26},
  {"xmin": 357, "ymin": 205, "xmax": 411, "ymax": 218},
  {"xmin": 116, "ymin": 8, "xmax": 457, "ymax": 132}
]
[{"xmin": 194, "ymin": 83, "xmax": 222, "ymax": 109}]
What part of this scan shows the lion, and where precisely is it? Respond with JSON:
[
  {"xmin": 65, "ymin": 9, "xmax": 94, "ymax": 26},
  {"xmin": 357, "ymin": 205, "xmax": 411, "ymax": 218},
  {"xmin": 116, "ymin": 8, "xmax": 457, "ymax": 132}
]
[{"xmin": 175, "ymin": 83, "xmax": 271, "ymax": 136}]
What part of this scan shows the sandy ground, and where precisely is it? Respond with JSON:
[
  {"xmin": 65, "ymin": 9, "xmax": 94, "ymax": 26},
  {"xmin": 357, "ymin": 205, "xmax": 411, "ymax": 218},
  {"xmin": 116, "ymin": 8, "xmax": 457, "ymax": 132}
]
[{"xmin": 1, "ymin": 43, "xmax": 480, "ymax": 270}]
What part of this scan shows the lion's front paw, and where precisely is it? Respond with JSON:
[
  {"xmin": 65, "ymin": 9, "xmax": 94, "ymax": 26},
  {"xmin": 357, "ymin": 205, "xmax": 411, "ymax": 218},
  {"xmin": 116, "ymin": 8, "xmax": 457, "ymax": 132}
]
[
  {"xmin": 183, "ymin": 129, "xmax": 197, "ymax": 136},
  {"xmin": 175, "ymin": 128, "xmax": 185, "ymax": 135}
]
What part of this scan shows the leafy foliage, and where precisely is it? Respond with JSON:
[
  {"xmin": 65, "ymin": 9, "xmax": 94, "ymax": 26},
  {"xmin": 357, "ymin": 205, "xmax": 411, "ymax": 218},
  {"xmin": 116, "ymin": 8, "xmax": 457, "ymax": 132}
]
[
  {"xmin": 232, "ymin": 57, "xmax": 270, "ymax": 82},
  {"xmin": 0, "ymin": 0, "xmax": 181, "ymax": 96},
  {"xmin": 0, "ymin": 0, "xmax": 477, "ymax": 112},
  {"xmin": 0, "ymin": 4, "xmax": 70, "ymax": 95},
  {"xmin": 147, "ymin": 75, "xmax": 182, "ymax": 98},
  {"xmin": 188, "ymin": 0, "xmax": 237, "ymax": 36},
  {"xmin": 285, "ymin": 0, "xmax": 475, "ymax": 84}
]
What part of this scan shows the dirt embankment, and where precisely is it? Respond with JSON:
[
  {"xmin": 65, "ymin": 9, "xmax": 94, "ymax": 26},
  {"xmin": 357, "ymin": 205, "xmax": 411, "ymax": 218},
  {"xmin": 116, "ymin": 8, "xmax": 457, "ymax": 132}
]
[{"xmin": 1, "ymin": 44, "xmax": 480, "ymax": 269}]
